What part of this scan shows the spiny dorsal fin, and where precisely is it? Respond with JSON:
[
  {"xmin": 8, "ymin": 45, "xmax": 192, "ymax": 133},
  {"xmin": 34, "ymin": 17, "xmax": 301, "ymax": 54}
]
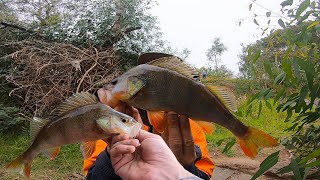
[
  {"xmin": 80, "ymin": 141, "xmax": 96, "ymax": 159},
  {"xmin": 54, "ymin": 92, "xmax": 98, "ymax": 116},
  {"xmin": 207, "ymin": 85, "xmax": 237, "ymax": 112},
  {"xmin": 30, "ymin": 117, "xmax": 49, "ymax": 141},
  {"xmin": 147, "ymin": 56, "xmax": 199, "ymax": 81}
]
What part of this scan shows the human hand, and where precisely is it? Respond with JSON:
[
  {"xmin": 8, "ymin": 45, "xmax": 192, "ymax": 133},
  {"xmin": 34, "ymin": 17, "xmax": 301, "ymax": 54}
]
[
  {"xmin": 161, "ymin": 112, "xmax": 196, "ymax": 166},
  {"xmin": 108, "ymin": 130, "xmax": 195, "ymax": 180}
]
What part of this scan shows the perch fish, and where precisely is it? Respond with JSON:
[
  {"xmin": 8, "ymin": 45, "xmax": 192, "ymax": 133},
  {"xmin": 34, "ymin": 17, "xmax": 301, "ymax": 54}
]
[
  {"xmin": 5, "ymin": 92, "xmax": 141, "ymax": 177},
  {"xmin": 107, "ymin": 53, "xmax": 278, "ymax": 159}
]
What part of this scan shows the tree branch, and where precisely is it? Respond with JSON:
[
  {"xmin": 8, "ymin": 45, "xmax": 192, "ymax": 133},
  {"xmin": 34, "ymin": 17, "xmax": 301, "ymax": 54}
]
[{"xmin": 0, "ymin": 22, "xmax": 34, "ymax": 33}]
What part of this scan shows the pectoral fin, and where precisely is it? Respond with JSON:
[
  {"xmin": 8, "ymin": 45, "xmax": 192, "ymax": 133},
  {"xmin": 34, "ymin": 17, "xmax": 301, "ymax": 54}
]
[
  {"xmin": 80, "ymin": 141, "xmax": 96, "ymax": 159},
  {"xmin": 112, "ymin": 77, "xmax": 145, "ymax": 101},
  {"xmin": 42, "ymin": 147, "xmax": 61, "ymax": 160}
]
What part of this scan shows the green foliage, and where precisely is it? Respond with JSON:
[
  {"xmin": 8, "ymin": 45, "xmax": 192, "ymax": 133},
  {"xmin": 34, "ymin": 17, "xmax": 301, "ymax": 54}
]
[
  {"xmin": 244, "ymin": 0, "xmax": 320, "ymax": 178},
  {"xmin": 251, "ymin": 151, "xmax": 280, "ymax": 180},
  {"xmin": 0, "ymin": 105, "xmax": 27, "ymax": 134}
]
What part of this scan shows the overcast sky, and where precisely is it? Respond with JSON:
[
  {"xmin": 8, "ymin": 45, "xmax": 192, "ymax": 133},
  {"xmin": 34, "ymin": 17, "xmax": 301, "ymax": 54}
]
[{"xmin": 150, "ymin": 0, "xmax": 284, "ymax": 75}]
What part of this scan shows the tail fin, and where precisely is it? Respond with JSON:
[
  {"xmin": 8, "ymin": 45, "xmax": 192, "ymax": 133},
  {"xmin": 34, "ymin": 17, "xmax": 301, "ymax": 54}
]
[
  {"xmin": 237, "ymin": 127, "xmax": 278, "ymax": 159},
  {"xmin": 6, "ymin": 156, "xmax": 32, "ymax": 177}
]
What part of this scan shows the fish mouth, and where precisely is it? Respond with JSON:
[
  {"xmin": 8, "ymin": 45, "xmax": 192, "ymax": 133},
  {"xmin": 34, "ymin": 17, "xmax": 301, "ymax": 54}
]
[
  {"xmin": 127, "ymin": 123, "xmax": 142, "ymax": 138},
  {"xmin": 111, "ymin": 133, "xmax": 120, "ymax": 136}
]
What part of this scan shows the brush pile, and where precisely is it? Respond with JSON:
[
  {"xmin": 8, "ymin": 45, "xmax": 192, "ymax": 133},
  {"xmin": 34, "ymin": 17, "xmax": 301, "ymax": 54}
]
[{"xmin": 4, "ymin": 40, "xmax": 121, "ymax": 116}]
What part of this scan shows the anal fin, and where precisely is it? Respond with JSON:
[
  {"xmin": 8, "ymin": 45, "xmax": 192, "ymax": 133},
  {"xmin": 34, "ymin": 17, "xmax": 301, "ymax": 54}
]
[
  {"xmin": 42, "ymin": 147, "xmax": 61, "ymax": 160},
  {"xmin": 80, "ymin": 141, "xmax": 96, "ymax": 159}
]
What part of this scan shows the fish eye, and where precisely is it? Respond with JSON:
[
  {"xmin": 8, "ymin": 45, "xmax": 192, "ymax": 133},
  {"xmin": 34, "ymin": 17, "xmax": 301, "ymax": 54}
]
[
  {"xmin": 121, "ymin": 118, "xmax": 128, "ymax": 123},
  {"xmin": 111, "ymin": 79, "xmax": 118, "ymax": 85}
]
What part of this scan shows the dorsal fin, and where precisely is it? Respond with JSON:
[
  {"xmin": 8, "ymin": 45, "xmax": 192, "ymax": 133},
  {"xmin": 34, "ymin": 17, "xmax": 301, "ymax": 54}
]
[
  {"xmin": 54, "ymin": 92, "xmax": 98, "ymax": 116},
  {"xmin": 30, "ymin": 117, "xmax": 49, "ymax": 141},
  {"xmin": 147, "ymin": 56, "xmax": 199, "ymax": 81},
  {"xmin": 207, "ymin": 85, "xmax": 237, "ymax": 112},
  {"xmin": 138, "ymin": 52, "xmax": 173, "ymax": 65}
]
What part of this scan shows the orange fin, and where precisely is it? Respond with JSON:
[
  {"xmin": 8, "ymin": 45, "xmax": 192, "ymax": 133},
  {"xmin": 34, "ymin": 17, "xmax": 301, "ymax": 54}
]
[
  {"xmin": 80, "ymin": 141, "xmax": 96, "ymax": 159},
  {"xmin": 147, "ymin": 111, "xmax": 167, "ymax": 133},
  {"xmin": 42, "ymin": 147, "xmax": 61, "ymax": 160},
  {"xmin": 192, "ymin": 120, "xmax": 215, "ymax": 134},
  {"xmin": 6, "ymin": 155, "xmax": 32, "ymax": 177},
  {"xmin": 237, "ymin": 127, "xmax": 278, "ymax": 159}
]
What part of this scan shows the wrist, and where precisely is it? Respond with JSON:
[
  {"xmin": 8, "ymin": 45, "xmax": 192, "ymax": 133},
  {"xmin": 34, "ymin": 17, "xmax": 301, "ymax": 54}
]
[{"xmin": 176, "ymin": 165, "xmax": 196, "ymax": 180}]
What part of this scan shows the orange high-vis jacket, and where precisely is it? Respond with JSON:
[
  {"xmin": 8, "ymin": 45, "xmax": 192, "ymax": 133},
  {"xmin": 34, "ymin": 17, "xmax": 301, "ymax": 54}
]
[{"xmin": 83, "ymin": 120, "xmax": 214, "ymax": 177}]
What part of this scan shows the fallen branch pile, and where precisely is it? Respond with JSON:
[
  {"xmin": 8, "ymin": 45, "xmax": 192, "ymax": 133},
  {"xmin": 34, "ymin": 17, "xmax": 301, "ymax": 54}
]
[{"xmin": 4, "ymin": 41, "xmax": 121, "ymax": 116}]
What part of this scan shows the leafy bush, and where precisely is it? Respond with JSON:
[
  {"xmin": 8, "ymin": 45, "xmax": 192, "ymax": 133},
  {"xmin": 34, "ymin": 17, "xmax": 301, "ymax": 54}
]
[
  {"xmin": 0, "ymin": 105, "xmax": 27, "ymax": 134},
  {"xmin": 245, "ymin": 0, "xmax": 320, "ymax": 179}
]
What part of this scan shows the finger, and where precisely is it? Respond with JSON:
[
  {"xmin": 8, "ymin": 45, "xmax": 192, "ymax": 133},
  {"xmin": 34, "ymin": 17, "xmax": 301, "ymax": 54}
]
[
  {"xmin": 161, "ymin": 127, "xmax": 169, "ymax": 145},
  {"xmin": 108, "ymin": 139, "xmax": 140, "ymax": 154},
  {"xmin": 167, "ymin": 112, "xmax": 183, "ymax": 157},
  {"xmin": 114, "ymin": 102, "xmax": 127, "ymax": 113},
  {"xmin": 136, "ymin": 129, "xmax": 161, "ymax": 142},
  {"xmin": 97, "ymin": 88, "xmax": 109, "ymax": 104},
  {"xmin": 131, "ymin": 107, "xmax": 143, "ymax": 125},
  {"xmin": 109, "ymin": 144, "xmax": 136, "ymax": 164},
  {"xmin": 111, "ymin": 134, "xmax": 130, "ymax": 146},
  {"xmin": 179, "ymin": 115, "xmax": 195, "ymax": 162}
]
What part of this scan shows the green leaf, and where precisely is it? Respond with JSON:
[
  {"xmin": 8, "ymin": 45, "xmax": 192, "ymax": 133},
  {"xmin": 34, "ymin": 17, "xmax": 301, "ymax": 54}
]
[
  {"xmin": 280, "ymin": 0, "xmax": 293, "ymax": 7},
  {"xmin": 265, "ymin": 100, "xmax": 272, "ymax": 110},
  {"xmin": 266, "ymin": 12, "xmax": 271, "ymax": 17},
  {"xmin": 302, "ymin": 167, "xmax": 311, "ymax": 180},
  {"xmin": 290, "ymin": 159, "xmax": 302, "ymax": 179},
  {"xmin": 252, "ymin": 50, "xmax": 261, "ymax": 63},
  {"xmin": 216, "ymin": 139, "xmax": 224, "ymax": 146},
  {"xmin": 302, "ymin": 160, "xmax": 320, "ymax": 167},
  {"xmin": 296, "ymin": 0, "xmax": 310, "ymax": 18},
  {"xmin": 295, "ymin": 57, "xmax": 315, "ymax": 90},
  {"xmin": 222, "ymin": 138, "xmax": 236, "ymax": 153},
  {"xmin": 274, "ymin": 72, "xmax": 285, "ymax": 84},
  {"xmin": 310, "ymin": 1, "xmax": 316, "ymax": 9},
  {"xmin": 282, "ymin": 59, "xmax": 295, "ymax": 84},
  {"xmin": 299, "ymin": 148, "xmax": 320, "ymax": 165},
  {"xmin": 263, "ymin": 60, "xmax": 273, "ymax": 79},
  {"xmin": 298, "ymin": 85, "xmax": 308, "ymax": 105},
  {"xmin": 307, "ymin": 21, "xmax": 320, "ymax": 29},
  {"xmin": 274, "ymin": 89, "xmax": 285, "ymax": 105},
  {"xmin": 278, "ymin": 19, "xmax": 286, "ymax": 28},
  {"xmin": 258, "ymin": 101, "xmax": 262, "ymax": 118},
  {"xmin": 253, "ymin": 18, "xmax": 259, "ymax": 26},
  {"xmin": 251, "ymin": 151, "xmax": 280, "ymax": 180}
]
